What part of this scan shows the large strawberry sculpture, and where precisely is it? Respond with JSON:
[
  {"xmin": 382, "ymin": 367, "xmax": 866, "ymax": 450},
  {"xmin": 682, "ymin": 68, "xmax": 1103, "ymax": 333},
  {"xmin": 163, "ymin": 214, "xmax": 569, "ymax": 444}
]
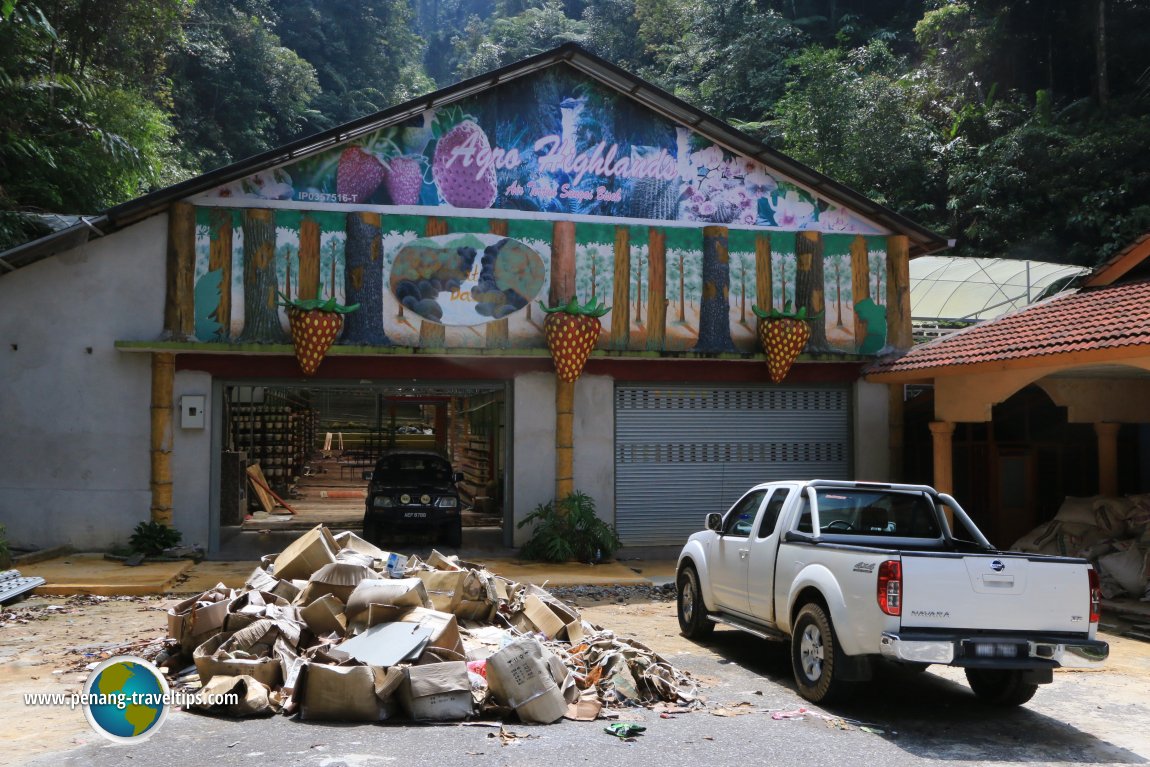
[
  {"xmin": 278, "ymin": 293, "xmax": 360, "ymax": 376},
  {"xmin": 540, "ymin": 297, "xmax": 610, "ymax": 383},
  {"xmin": 752, "ymin": 303, "xmax": 813, "ymax": 383},
  {"xmin": 431, "ymin": 106, "xmax": 498, "ymax": 209}
]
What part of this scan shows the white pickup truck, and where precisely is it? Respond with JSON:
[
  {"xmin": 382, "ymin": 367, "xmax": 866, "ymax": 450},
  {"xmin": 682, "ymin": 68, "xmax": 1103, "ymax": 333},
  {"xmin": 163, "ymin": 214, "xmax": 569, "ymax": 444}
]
[{"xmin": 676, "ymin": 480, "xmax": 1108, "ymax": 706}]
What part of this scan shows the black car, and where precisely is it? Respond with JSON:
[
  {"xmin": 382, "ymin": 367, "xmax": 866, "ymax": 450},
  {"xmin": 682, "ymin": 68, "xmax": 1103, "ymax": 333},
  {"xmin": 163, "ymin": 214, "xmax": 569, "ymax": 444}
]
[{"xmin": 362, "ymin": 449, "xmax": 464, "ymax": 548}]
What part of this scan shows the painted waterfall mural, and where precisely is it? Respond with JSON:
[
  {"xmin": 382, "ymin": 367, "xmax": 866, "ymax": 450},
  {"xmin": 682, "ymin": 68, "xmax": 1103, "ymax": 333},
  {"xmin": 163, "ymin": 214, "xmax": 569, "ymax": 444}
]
[
  {"xmin": 193, "ymin": 209, "xmax": 890, "ymax": 355},
  {"xmin": 194, "ymin": 67, "xmax": 883, "ymax": 236}
]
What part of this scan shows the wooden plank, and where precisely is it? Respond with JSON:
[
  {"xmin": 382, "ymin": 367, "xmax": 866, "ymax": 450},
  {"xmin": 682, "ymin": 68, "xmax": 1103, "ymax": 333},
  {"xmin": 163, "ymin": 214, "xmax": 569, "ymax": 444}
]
[
  {"xmin": 150, "ymin": 353, "xmax": 175, "ymax": 525},
  {"xmin": 246, "ymin": 463, "xmax": 297, "ymax": 515}
]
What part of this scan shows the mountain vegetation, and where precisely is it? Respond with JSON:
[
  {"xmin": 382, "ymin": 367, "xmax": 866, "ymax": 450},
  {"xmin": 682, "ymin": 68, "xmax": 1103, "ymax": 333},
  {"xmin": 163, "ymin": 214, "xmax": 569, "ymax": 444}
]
[{"xmin": 1, "ymin": 0, "xmax": 1148, "ymax": 265}]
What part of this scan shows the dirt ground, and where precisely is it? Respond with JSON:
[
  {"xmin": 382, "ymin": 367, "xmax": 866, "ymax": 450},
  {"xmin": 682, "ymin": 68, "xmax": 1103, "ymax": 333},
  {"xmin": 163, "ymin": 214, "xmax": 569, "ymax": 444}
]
[{"xmin": 2, "ymin": 591, "xmax": 1148, "ymax": 764}]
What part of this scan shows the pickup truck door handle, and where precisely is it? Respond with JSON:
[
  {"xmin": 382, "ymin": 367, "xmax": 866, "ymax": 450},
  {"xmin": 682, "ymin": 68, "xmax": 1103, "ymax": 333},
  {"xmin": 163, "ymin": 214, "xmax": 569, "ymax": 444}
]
[{"xmin": 739, "ymin": 548, "xmax": 750, "ymax": 559}]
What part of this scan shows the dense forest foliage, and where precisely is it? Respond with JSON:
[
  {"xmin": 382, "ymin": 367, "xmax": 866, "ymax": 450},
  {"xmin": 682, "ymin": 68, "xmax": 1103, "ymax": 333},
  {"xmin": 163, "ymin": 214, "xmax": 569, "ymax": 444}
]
[{"xmin": 2, "ymin": 0, "xmax": 1148, "ymax": 266}]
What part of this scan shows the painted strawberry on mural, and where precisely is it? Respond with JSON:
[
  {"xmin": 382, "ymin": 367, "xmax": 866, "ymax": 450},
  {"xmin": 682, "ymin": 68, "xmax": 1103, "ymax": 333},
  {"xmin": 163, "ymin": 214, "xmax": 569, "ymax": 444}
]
[
  {"xmin": 540, "ymin": 297, "xmax": 610, "ymax": 383},
  {"xmin": 383, "ymin": 155, "xmax": 425, "ymax": 206},
  {"xmin": 431, "ymin": 106, "xmax": 498, "ymax": 209},
  {"xmin": 278, "ymin": 293, "xmax": 360, "ymax": 376},
  {"xmin": 336, "ymin": 146, "xmax": 387, "ymax": 203},
  {"xmin": 753, "ymin": 303, "xmax": 813, "ymax": 384}
]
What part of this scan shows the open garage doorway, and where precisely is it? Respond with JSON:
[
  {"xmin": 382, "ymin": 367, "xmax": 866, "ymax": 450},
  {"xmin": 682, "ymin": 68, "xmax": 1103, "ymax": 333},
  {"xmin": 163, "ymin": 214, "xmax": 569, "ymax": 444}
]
[{"xmin": 214, "ymin": 380, "xmax": 508, "ymax": 559}]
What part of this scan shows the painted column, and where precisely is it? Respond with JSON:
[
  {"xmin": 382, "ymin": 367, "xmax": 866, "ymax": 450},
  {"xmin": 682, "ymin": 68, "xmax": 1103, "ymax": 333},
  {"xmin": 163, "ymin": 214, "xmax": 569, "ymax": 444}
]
[
  {"xmin": 929, "ymin": 420, "xmax": 956, "ymax": 494},
  {"xmin": 885, "ymin": 235, "xmax": 912, "ymax": 351},
  {"xmin": 609, "ymin": 226, "xmax": 630, "ymax": 349},
  {"xmin": 850, "ymin": 235, "xmax": 870, "ymax": 349},
  {"xmin": 164, "ymin": 202, "xmax": 196, "ymax": 342},
  {"xmin": 1095, "ymin": 422, "xmax": 1120, "ymax": 496},
  {"xmin": 150, "ymin": 352, "xmax": 175, "ymax": 525},
  {"xmin": 551, "ymin": 221, "xmax": 577, "ymax": 501}
]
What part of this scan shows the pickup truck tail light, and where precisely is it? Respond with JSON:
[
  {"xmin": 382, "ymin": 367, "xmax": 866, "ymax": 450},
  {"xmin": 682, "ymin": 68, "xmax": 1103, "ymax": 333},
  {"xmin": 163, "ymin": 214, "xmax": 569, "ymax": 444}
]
[
  {"xmin": 1088, "ymin": 567, "xmax": 1101, "ymax": 624},
  {"xmin": 877, "ymin": 560, "xmax": 902, "ymax": 616}
]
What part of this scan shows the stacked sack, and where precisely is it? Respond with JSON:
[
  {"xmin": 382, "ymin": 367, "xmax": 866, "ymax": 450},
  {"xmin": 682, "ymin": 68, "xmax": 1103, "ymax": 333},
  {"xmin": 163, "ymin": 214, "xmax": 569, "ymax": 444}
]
[
  {"xmin": 164, "ymin": 524, "xmax": 698, "ymax": 723},
  {"xmin": 1011, "ymin": 495, "xmax": 1150, "ymax": 601}
]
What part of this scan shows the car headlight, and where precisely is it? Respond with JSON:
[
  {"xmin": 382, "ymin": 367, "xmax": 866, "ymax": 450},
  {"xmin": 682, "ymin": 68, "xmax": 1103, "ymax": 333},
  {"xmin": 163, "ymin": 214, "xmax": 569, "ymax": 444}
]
[
  {"xmin": 373, "ymin": 496, "xmax": 394, "ymax": 508},
  {"xmin": 435, "ymin": 496, "xmax": 458, "ymax": 509}
]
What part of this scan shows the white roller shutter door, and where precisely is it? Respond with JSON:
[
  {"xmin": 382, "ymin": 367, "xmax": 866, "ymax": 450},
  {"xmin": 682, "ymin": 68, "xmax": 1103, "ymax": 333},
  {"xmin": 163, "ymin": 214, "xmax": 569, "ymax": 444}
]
[{"xmin": 614, "ymin": 384, "xmax": 851, "ymax": 546}]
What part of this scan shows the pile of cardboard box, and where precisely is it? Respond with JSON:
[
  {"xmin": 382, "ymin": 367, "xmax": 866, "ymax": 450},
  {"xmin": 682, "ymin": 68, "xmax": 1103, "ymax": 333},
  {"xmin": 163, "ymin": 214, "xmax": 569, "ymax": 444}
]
[{"xmin": 165, "ymin": 525, "xmax": 698, "ymax": 723}]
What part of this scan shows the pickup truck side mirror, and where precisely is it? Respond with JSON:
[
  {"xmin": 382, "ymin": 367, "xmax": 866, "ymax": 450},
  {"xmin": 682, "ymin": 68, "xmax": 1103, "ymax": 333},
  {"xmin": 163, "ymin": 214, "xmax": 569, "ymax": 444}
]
[
  {"xmin": 361, "ymin": 470, "xmax": 374, "ymax": 481},
  {"xmin": 706, "ymin": 512, "xmax": 723, "ymax": 532},
  {"xmin": 452, "ymin": 471, "xmax": 464, "ymax": 483}
]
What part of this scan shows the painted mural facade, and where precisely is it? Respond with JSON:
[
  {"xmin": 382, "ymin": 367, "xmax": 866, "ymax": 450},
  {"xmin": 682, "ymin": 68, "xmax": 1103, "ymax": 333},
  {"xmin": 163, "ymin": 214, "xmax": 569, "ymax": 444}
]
[
  {"xmin": 194, "ymin": 67, "xmax": 883, "ymax": 236},
  {"xmin": 186, "ymin": 65, "xmax": 900, "ymax": 358},
  {"xmin": 192, "ymin": 209, "xmax": 890, "ymax": 355}
]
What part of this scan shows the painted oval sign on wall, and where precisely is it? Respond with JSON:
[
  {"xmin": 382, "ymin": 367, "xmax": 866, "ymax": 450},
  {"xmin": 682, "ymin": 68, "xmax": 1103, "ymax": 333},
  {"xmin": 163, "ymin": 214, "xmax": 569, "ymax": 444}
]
[{"xmin": 390, "ymin": 233, "xmax": 546, "ymax": 326}]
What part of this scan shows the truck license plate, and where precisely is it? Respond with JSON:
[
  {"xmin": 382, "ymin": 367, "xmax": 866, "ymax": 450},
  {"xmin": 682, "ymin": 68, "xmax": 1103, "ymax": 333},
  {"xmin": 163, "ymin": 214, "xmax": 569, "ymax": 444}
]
[{"xmin": 965, "ymin": 641, "xmax": 1023, "ymax": 658}]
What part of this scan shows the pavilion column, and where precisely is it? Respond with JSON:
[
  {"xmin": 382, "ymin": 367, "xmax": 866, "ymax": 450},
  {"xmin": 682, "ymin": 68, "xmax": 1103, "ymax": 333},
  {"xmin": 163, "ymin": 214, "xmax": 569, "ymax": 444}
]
[
  {"xmin": 929, "ymin": 420, "xmax": 956, "ymax": 495},
  {"xmin": 1095, "ymin": 422, "xmax": 1120, "ymax": 497}
]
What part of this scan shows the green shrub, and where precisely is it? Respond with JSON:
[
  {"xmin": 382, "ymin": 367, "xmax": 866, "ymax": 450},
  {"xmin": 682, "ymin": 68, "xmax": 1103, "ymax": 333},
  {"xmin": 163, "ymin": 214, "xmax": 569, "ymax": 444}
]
[
  {"xmin": 129, "ymin": 521, "xmax": 182, "ymax": 556},
  {"xmin": 517, "ymin": 491, "xmax": 621, "ymax": 563}
]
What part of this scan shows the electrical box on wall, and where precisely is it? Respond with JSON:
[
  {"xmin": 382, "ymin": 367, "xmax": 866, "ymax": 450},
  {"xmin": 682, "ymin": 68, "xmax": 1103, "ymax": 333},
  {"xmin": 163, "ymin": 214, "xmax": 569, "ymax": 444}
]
[{"xmin": 180, "ymin": 395, "xmax": 206, "ymax": 429}]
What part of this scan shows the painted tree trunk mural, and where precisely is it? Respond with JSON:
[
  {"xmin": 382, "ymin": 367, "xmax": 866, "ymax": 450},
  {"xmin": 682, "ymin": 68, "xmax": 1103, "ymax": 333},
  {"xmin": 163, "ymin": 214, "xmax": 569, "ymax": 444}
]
[
  {"xmin": 851, "ymin": 235, "xmax": 871, "ymax": 350},
  {"xmin": 886, "ymin": 235, "xmax": 912, "ymax": 351},
  {"xmin": 298, "ymin": 215, "xmax": 321, "ymax": 301},
  {"xmin": 833, "ymin": 255, "xmax": 845, "ymax": 328},
  {"xmin": 486, "ymin": 219, "xmax": 510, "ymax": 349},
  {"xmin": 646, "ymin": 228, "xmax": 666, "ymax": 350},
  {"xmin": 693, "ymin": 225, "xmax": 736, "ymax": 352},
  {"xmin": 419, "ymin": 217, "xmax": 448, "ymax": 347},
  {"xmin": 633, "ymin": 246, "xmax": 645, "ymax": 325},
  {"xmin": 164, "ymin": 202, "xmax": 196, "ymax": 342},
  {"xmin": 755, "ymin": 233, "xmax": 772, "ymax": 314},
  {"xmin": 551, "ymin": 221, "xmax": 577, "ymax": 503},
  {"xmin": 677, "ymin": 251, "xmax": 686, "ymax": 322},
  {"xmin": 237, "ymin": 209, "xmax": 288, "ymax": 343},
  {"xmin": 795, "ymin": 231, "xmax": 828, "ymax": 351},
  {"xmin": 610, "ymin": 226, "xmax": 630, "ymax": 349},
  {"xmin": 341, "ymin": 211, "xmax": 390, "ymax": 345},
  {"xmin": 207, "ymin": 208, "xmax": 232, "ymax": 341}
]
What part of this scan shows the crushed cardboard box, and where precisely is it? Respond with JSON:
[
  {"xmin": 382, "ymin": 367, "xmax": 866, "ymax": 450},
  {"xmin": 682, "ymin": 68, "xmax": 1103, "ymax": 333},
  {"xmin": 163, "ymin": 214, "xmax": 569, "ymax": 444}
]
[{"xmin": 168, "ymin": 525, "xmax": 698, "ymax": 724}]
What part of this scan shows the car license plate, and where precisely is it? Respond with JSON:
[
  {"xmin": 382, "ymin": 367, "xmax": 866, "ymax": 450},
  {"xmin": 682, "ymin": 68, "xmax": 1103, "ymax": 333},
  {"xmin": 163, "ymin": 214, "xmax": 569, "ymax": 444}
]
[{"xmin": 403, "ymin": 511, "xmax": 428, "ymax": 519}]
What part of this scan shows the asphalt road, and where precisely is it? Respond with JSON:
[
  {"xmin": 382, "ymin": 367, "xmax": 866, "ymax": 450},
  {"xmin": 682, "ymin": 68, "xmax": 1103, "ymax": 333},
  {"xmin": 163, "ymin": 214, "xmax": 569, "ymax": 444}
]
[{"xmin": 27, "ymin": 623, "xmax": 1150, "ymax": 767}]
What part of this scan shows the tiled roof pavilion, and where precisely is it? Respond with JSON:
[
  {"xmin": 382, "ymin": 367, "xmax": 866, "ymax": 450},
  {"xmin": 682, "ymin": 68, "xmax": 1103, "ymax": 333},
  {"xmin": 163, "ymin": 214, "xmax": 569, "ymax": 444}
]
[{"xmin": 865, "ymin": 233, "xmax": 1150, "ymax": 499}]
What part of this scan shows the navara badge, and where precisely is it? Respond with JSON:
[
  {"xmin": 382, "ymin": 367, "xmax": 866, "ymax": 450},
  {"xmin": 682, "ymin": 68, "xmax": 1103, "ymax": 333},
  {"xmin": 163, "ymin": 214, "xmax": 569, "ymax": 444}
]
[{"xmin": 991, "ymin": 560, "xmax": 1005, "ymax": 572}]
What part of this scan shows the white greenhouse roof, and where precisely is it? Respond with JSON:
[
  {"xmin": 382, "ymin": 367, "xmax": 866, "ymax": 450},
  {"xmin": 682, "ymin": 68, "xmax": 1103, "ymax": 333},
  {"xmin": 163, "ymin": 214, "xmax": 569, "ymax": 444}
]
[{"xmin": 910, "ymin": 256, "xmax": 1089, "ymax": 321}]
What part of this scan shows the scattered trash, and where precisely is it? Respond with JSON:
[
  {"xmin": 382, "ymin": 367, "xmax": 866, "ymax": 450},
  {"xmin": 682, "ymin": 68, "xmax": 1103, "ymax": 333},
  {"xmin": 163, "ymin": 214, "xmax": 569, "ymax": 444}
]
[
  {"xmin": 152, "ymin": 525, "xmax": 699, "ymax": 726},
  {"xmin": 604, "ymin": 722, "xmax": 646, "ymax": 739}
]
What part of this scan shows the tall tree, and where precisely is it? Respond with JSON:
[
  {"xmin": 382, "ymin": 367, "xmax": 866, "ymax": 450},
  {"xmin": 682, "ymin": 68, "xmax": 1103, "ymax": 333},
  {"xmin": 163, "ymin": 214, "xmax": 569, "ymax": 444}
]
[
  {"xmin": 341, "ymin": 212, "xmax": 390, "ymax": 345},
  {"xmin": 693, "ymin": 226, "xmax": 736, "ymax": 352}
]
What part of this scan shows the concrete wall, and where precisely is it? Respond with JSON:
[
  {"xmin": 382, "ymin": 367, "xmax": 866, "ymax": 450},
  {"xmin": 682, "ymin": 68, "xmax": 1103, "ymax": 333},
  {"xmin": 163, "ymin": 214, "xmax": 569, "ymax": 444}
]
[
  {"xmin": 172, "ymin": 371, "xmax": 214, "ymax": 549},
  {"xmin": 510, "ymin": 371, "xmax": 614, "ymax": 546},
  {"xmin": 0, "ymin": 216, "xmax": 168, "ymax": 550},
  {"xmin": 853, "ymin": 379, "xmax": 891, "ymax": 481}
]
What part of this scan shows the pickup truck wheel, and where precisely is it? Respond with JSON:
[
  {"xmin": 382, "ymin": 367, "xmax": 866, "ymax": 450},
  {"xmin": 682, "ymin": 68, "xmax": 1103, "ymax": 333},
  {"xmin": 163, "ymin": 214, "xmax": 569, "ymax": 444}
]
[
  {"xmin": 964, "ymin": 669, "xmax": 1039, "ymax": 706},
  {"xmin": 677, "ymin": 566, "xmax": 714, "ymax": 639},
  {"xmin": 791, "ymin": 603, "xmax": 848, "ymax": 704}
]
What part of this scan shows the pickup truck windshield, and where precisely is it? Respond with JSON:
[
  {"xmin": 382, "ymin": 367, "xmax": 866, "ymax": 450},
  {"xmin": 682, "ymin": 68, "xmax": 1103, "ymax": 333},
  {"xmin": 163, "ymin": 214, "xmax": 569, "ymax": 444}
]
[{"xmin": 796, "ymin": 488, "xmax": 941, "ymax": 538}]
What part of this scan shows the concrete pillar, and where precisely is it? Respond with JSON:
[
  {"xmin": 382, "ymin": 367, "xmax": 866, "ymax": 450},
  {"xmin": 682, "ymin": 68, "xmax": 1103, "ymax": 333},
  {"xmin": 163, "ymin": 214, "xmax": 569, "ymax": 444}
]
[
  {"xmin": 929, "ymin": 420, "xmax": 956, "ymax": 494},
  {"xmin": 1095, "ymin": 422, "xmax": 1121, "ymax": 496}
]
